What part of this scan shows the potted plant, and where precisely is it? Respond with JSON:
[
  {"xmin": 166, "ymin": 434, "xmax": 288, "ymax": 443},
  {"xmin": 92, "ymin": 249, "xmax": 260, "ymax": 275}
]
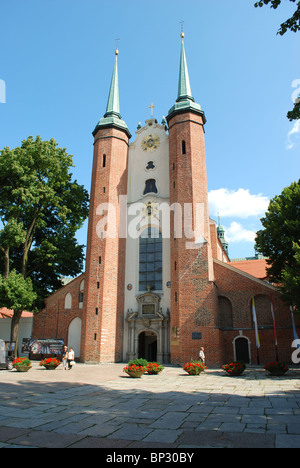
[
  {"xmin": 264, "ymin": 362, "xmax": 289, "ymax": 376},
  {"xmin": 123, "ymin": 364, "xmax": 147, "ymax": 378},
  {"xmin": 222, "ymin": 362, "xmax": 246, "ymax": 376},
  {"xmin": 183, "ymin": 361, "xmax": 206, "ymax": 375},
  {"xmin": 40, "ymin": 357, "xmax": 61, "ymax": 370},
  {"xmin": 12, "ymin": 357, "xmax": 32, "ymax": 372},
  {"xmin": 146, "ymin": 362, "xmax": 164, "ymax": 375}
]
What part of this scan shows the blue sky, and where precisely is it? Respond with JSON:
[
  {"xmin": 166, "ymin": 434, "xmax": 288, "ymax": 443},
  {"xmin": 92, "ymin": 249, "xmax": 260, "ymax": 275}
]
[{"xmin": 1, "ymin": 0, "xmax": 299, "ymax": 261}]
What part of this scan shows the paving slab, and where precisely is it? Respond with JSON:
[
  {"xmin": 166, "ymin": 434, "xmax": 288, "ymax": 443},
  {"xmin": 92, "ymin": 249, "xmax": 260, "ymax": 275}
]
[{"xmin": 0, "ymin": 363, "xmax": 299, "ymax": 448}]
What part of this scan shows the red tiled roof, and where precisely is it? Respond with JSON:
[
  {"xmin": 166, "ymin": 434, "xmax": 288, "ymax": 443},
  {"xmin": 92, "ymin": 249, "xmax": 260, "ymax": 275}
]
[
  {"xmin": 229, "ymin": 259, "xmax": 269, "ymax": 280},
  {"xmin": 0, "ymin": 308, "xmax": 33, "ymax": 319}
]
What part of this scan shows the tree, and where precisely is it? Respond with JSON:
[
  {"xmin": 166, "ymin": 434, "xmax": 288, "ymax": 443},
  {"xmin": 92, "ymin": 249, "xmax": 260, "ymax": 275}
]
[
  {"xmin": 254, "ymin": 0, "xmax": 300, "ymax": 35},
  {"xmin": 254, "ymin": 1, "xmax": 300, "ymax": 120},
  {"xmin": 287, "ymin": 99, "xmax": 300, "ymax": 121},
  {"xmin": 0, "ymin": 271, "xmax": 37, "ymax": 346},
  {"xmin": 255, "ymin": 181, "xmax": 300, "ymax": 312},
  {"xmin": 0, "ymin": 136, "xmax": 89, "ymax": 347}
]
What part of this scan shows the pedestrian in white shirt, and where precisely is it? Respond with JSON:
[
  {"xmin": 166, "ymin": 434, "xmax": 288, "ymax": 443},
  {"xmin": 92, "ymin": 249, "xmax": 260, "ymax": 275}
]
[{"xmin": 67, "ymin": 347, "xmax": 75, "ymax": 370}]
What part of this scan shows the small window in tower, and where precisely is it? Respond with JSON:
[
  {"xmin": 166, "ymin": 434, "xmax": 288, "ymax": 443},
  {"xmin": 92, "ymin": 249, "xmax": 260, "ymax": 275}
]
[
  {"xmin": 143, "ymin": 179, "xmax": 158, "ymax": 195},
  {"xmin": 99, "ymin": 256, "xmax": 102, "ymax": 265},
  {"xmin": 175, "ymin": 292, "xmax": 178, "ymax": 302},
  {"xmin": 146, "ymin": 161, "xmax": 155, "ymax": 170},
  {"xmin": 102, "ymin": 154, "xmax": 106, "ymax": 167},
  {"xmin": 182, "ymin": 140, "xmax": 186, "ymax": 155}
]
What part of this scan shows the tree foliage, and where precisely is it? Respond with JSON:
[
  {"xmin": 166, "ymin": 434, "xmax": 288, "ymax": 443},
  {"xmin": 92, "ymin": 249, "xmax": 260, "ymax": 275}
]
[
  {"xmin": 255, "ymin": 181, "xmax": 300, "ymax": 312},
  {"xmin": 0, "ymin": 271, "xmax": 37, "ymax": 342},
  {"xmin": 0, "ymin": 136, "xmax": 89, "ymax": 348},
  {"xmin": 254, "ymin": 0, "xmax": 300, "ymax": 35},
  {"xmin": 287, "ymin": 99, "xmax": 300, "ymax": 121},
  {"xmin": 254, "ymin": 1, "xmax": 300, "ymax": 120}
]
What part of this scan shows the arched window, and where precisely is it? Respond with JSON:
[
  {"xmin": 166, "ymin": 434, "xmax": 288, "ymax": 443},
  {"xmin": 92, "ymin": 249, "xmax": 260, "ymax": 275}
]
[
  {"xmin": 218, "ymin": 296, "xmax": 233, "ymax": 329},
  {"xmin": 79, "ymin": 280, "xmax": 84, "ymax": 309},
  {"xmin": 64, "ymin": 293, "xmax": 72, "ymax": 310},
  {"xmin": 139, "ymin": 227, "xmax": 162, "ymax": 291},
  {"xmin": 143, "ymin": 179, "xmax": 158, "ymax": 195}
]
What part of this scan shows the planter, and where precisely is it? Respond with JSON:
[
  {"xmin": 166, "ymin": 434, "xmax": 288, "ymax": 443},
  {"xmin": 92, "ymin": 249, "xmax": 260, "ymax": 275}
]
[
  {"xmin": 183, "ymin": 362, "xmax": 206, "ymax": 376},
  {"xmin": 43, "ymin": 364, "xmax": 60, "ymax": 370},
  {"xmin": 40, "ymin": 358, "xmax": 61, "ymax": 370},
  {"xmin": 185, "ymin": 369, "xmax": 204, "ymax": 376},
  {"xmin": 15, "ymin": 365, "xmax": 31, "ymax": 372},
  {"xmin": 225, "ymin": 370, "xmax": 245, "ymax": 376},
  {"xmin": 146, "ymin": 362, "xmax": 164, "ymax": 375},
  {"xmin": 12, "ymin": 357, "xmax": 32, "ymax": 372},
  {"xmin": 264, "ymin": 362, "xmax": 288, "ymax": 377},
  {"xmin": 123, "ymin": 365, "xmax": 147, "ymax": 378},
  {"xmin": 125, "ymin": 370, "xmax": 145, "ymax": 378},
  {"xmin": 222, "ymin": 362, "xmax": 246, "ymax": 377}
]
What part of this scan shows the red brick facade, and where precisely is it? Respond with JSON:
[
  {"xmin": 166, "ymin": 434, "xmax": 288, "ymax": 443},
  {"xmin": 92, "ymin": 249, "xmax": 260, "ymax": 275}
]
[
  {"xmin": 81, "ymin": 126, "xmax": 129, "ymax": 363},
  {"xmin": 32, "ymin": 42, "xmax": 299, "ymax": 367},
  {"xmin": 32, "ymin": 274, "xmax": 85, "ymax": 347}
]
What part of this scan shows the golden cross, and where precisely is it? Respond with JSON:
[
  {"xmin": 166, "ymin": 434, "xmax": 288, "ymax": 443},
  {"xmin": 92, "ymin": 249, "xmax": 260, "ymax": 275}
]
[{"xmin": 149, "ymin": 102, "xmax": 155, "ymax": 118}]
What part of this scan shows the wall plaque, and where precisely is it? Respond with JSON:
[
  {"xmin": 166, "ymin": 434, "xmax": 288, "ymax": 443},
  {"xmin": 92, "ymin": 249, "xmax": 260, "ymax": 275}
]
[{"xmin": 192, "ymin": 332, "xmax": 202, "ymax": 340}]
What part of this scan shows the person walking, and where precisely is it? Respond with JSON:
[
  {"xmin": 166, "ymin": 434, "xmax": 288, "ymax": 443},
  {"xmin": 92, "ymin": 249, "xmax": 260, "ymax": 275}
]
[
  {"xmin": 199, "ymin": 347, "xmax": 205, "ymax": 365},
  {"xmin": 62, "ymin": 346, "xmax": 68, "ymax": 370},
  {"xmin": 67, "ymin": 347, "xmax": 75, "ymax": 370}
]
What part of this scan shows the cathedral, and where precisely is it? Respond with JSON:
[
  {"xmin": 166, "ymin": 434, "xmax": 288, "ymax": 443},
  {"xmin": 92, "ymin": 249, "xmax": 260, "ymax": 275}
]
[{"xmin": 32, "ymin": 33, "xmax": 297, "ymax": 366}]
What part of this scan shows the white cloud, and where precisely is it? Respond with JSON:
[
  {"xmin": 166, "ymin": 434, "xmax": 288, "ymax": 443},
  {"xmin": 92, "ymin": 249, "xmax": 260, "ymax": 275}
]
[
  {"xmin": 208, "ymin": 188, "xmax": 269, "ymax": 219},
  {"xmin": 287, "ymin": 120, "xmax": 300, "ymax": 150},
  {"xmin": 225, "ymin": 221, "xmax": 256, "ymax": 243}
]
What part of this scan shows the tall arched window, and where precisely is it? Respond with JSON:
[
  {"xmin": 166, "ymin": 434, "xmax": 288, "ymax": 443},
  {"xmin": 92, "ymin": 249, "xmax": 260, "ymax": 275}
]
[
  {"xmin": 143, "ymin": 179, "xmax": 158, "ymax": 195},
  {"xmin": 139, "ymin": 227, "xmax": 162, "ymax": 291}
]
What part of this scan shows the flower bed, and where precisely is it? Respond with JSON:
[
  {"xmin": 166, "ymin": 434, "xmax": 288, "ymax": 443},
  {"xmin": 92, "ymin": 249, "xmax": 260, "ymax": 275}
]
[
  {"xmin": 222, "ymin": 362, "xmax": 246, "ymax": 376},
  {"xmin": 12, "ymin": 357, "xmax": 32, "ymax": 372},
  {"xmin": 264, "ymin": 362, "xmax": 288, "ymax": 376},
  {"xmin": 146, "ymin": 362, "xmax": 164, "ymax": 375},
  {"xmin": 183, "ymin": 361, "xmax": 206, "ymax": 375},
  {"xmin": 40, "ymin": 358, "xmax": 61, "ymax": 370},
  {"xmin": 123, "ymin": 364, "xmax": 147, "ymax": 378}
]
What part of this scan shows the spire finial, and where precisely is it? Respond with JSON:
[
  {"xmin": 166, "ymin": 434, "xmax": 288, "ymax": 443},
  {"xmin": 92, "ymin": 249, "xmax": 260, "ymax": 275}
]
[
  {"xmin": 115, "ymin": 38, "xmax": 120, "ymax": 56},
  {"xmin": 180, "ymin": 20, "xmax": 185, "ymax": 40}
]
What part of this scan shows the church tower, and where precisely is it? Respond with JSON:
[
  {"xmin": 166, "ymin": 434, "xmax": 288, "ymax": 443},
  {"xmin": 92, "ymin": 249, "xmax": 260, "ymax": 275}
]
[
  {"xmin": 81, "ymin": 48, "xmax": 131, "ymax": 362},
  {"xmin": 166, "ymin": 33, "xmax": 222, "ymax": 364}
]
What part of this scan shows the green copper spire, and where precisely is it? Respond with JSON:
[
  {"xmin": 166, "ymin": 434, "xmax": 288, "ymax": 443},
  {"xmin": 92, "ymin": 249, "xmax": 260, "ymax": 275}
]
[
  {"xmin": 167, "ymin": 32, "xmax": 206, "ymax": 124},
  {"xmin": 104, "ymin": 52, "xmax": 121, "ymax": 118},
  {"xmin": 177, "ymin": 34, "xmax": 194, "ymax": 103},
  {"xmin": 93, "ymin": 48, "xmax": 131, "ymax": 138}
]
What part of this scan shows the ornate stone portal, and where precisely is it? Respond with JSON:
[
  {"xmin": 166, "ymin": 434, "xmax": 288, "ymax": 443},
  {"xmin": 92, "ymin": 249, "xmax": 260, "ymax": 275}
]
[{"xmin": 126, "ymin": 290, "xmax": 170, "ymax": 363}]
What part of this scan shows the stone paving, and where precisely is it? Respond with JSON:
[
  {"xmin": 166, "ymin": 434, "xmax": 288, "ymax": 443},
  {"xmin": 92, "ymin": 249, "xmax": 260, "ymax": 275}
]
[{"xmin": 0, "ymin": 363, "xmax": 300, "ymax": 448}]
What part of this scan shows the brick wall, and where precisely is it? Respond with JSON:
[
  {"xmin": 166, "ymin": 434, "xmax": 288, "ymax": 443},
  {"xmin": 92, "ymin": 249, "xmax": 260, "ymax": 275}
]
[
  {"xmin": 81, "ymin": 126, "xmax": 129, "ymax": 363},
  {"xmin": 32, "ymin": 274, "xmax": 85, "ymax": 346}
]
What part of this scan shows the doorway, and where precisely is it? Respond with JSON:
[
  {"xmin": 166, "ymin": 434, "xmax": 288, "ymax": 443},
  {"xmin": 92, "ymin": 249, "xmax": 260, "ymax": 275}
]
[
  {"xmin": 234, "ymin": 337, "xmax": 250, "ymax": 364},
  {"xmin": 138, "ymin": 331, "xmax": 157, "ymax": 361},
  {"xmin": 68, "ymin": 317, "xmax": 82, "ymax": 359}
]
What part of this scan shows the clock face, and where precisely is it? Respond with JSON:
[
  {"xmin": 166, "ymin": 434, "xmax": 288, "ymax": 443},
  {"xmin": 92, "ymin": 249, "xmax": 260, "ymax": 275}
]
[{"xmin": 141, "ymin": 134, "xmax": 160, "ymax": 153}]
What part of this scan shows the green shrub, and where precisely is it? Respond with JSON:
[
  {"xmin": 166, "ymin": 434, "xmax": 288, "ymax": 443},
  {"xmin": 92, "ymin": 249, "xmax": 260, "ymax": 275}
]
[{"xmin": 128, "ymin": 358, "xmax": 148, "ymax": 367}]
